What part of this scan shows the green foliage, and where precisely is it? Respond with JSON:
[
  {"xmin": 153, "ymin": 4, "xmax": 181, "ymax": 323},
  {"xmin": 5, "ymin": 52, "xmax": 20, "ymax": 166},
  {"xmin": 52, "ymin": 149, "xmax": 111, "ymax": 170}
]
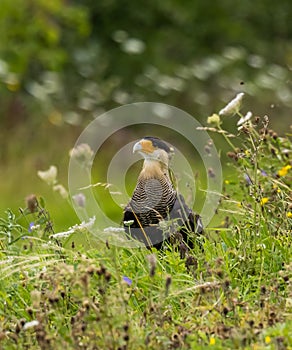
[
  {"xmin": 0, "ymin": 0, "xmax": 90, "ymax": 76},
  {"xmin": 0, "ymin": 102, "xmax": 291, "ymax": 349},
  {"xmin": 0, "ymin": 195, "xmax": 54, "ymax": 250},
  {"xmin": 1, "ymin": 0, "xmax": 292, "ymax": 218},
  {"xmin": 1, "ymin": 0, "xmax": 292, "ymax": 125}
]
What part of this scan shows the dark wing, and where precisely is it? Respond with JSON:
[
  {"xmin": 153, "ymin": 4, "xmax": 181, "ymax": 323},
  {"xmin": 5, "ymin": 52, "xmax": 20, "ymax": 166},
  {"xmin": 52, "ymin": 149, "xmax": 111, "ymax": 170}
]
[
  {"xmin": 168, "ymin": 194, "xmax": 204, "ymax": 248},
  {"xmin": 123, "ymin": 194, "xmax": 203, "ymax": 250},
  {"xmin": 123, "ymin": 206, "xmax": 166, "ymax": 249}
]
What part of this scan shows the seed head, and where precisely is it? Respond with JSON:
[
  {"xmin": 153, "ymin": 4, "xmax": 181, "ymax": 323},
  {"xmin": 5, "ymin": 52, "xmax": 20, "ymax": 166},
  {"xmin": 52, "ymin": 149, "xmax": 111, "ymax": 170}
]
[
  {"xmin": 147, "ymin": 254, "xmax": 157, "ymax": 277},
  {"xmin": 165, "ymin": 275, "xmax": 172, "ymax": 295},
  {"xmin": 26, "ymin": 194, "xmax": 38, "ymax": 213},
  {"xmin": 208, "ymin": 168, "xmax": 216, "ymax": 178}
]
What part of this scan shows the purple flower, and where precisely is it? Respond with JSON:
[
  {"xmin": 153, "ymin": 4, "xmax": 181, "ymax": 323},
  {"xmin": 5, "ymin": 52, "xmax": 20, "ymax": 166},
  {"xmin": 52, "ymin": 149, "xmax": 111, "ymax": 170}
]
[
  {"xmin": 28, "ymin": 222, "xmax": 35, "ymax": 232},
  {"xmin": 244, "ymin": 173, "xmax": 252, "ymax": 185},
  {"xmin": 260, "ymin": 169, "xmax": 268, "ymax": 177},
  {"xmin": 72, "ymin": 193, "xmax": 86, "ymax": 208},
  {"xmin": 122, "ymin": 276, "xmax": 132, "ymax": 286}
]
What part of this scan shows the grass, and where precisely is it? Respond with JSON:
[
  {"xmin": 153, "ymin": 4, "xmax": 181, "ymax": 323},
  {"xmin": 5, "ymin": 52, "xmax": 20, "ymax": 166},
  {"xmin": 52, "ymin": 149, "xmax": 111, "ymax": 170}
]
[{"xmin": 0, "ymin": 101, "xmax": 291, "ymax": 349}]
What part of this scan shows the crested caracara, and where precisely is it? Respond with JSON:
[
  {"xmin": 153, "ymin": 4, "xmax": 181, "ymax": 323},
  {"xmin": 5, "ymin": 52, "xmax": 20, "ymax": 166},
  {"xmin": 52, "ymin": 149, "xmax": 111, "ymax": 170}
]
[{"xmin": 123, "ymin": 136, "xmax": 203, "ymax": 249}]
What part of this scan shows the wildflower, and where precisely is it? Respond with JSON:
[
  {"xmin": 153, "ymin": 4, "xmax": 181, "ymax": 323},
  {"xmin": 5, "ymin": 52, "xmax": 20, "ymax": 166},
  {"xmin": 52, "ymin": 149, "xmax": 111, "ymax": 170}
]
[
  {"xmin": 219, "ymin": 92, "xmax": 244, "ymax": 116},
  {"xmin": 209, "ymin": 336, "xmax": 216, "ymax": 345},
  {"xmin": 207, "ymin": 113, "xmax": 221, "ymax": 127},
  {"xmin": 265, "ymin": 336, "xmax": 271, "ymax": 344},
  {"xmin": 25, "ymin": 194, "xmax": 38, "ymax": 213},
  {"xmin": 53, "ymin": 184, "xmax": 68, "ymax": 199},
  {"xmin": 122, "ymin": 276, "xmax": 132, "ymax": 286},
  {"xmin": 244, "ymin": 173, "xmax": 252, "ymax": 185},
  {"xmin": 69, "ymin": 143, "xmax": 94, "ymax": 169},
  {"xmin": 103, "ymin": 227, "xmax": 126, "ymax": 233},
  {"xmin": 272, "ymin": 184, "xmax": 281, "ymax": 194},
  {"xmin": 74, "ymin": 216, "xmax": 96, "ymax": 230},
  {"xmin": 287, "ymin": 212, "xmax": 292, "ymax": 218},
  {"xmin": 28, "ymin": 222, "xmax": 40, "ymax": 232},
  {"xmin": 260, "ymin": 197, "xmax": 269, "ymax": 206},
  {"xmin": 224, "ymin": 180, "xmax": 230, "ymax": 184},
  {"xmin": 278, "ymin": 165, "xmax": 291, "ymax": 177},
  {"xmin": 50, "ymin": 216, "xmax": 96, "ymax": 239},
  {"xmin": 123, "ymin": 220, "xmax": 134, "ymax": 226},
  {"xmin": 37, "ymin": 165, "xmax": 57, "ymax": 185},
  {"xmin": 72, "ymin": 193, "xmax": 86, "ymax": 208},
  {"xmin": 50, "ymin": 229, "xmax": 74, "ymax": 239},
  {"xmin": 23, "ymin": 320, "xmax": 39, "ymax": 331},
  {"xmin": 237, "ymin": 111, "xmax": 252, "ymax": 129}
]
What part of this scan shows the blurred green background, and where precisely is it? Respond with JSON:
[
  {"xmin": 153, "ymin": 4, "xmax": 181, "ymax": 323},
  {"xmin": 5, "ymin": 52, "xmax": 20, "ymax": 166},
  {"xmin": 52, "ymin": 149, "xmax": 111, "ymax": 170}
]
[{"xmin": 0, "ymin": 0, "xmax": 291, "ymax": 231}]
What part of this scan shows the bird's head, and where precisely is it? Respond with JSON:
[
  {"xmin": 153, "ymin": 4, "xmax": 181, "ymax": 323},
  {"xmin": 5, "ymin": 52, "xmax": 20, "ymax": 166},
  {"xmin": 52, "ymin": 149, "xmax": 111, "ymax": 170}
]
[
  {"xmin": 133, "ymin": 137, "xmax": 174, "ymax": 166},
  {"xmin": 133, "ymin": 137, "xmax": 175, "ymax": 180}
]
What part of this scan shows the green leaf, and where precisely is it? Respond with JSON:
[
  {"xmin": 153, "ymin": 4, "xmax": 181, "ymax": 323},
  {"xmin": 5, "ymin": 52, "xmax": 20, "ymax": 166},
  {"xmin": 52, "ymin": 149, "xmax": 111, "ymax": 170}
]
[{"xmin": 39, "ymin": 196, "xmax": 46, "ymax": 208}]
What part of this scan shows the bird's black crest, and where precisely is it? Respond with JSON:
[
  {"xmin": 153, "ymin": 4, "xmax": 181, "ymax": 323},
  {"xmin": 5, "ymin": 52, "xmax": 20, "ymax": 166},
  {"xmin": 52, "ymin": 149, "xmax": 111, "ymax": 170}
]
[{"xmin": 143, "ymin": 136, "xmax": 172, "ymax": 153}]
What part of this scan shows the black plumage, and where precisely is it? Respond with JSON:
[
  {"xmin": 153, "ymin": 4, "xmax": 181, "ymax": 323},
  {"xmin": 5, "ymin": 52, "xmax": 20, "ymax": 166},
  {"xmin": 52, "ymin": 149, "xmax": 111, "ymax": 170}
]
[{"xmin": 123, "ymin": 137, "xmax": 203, "ymax": 250}]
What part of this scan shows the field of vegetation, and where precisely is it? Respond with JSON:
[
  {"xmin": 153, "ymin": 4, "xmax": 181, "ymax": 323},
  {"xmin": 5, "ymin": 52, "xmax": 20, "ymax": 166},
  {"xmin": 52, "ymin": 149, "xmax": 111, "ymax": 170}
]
[
  {"xmin": 1, "ymin": 1, "xmax": 292, "ymax": 349},
  {"xmin": 0, "ymin": 99, "xmax": 291, "ymax": 349}
]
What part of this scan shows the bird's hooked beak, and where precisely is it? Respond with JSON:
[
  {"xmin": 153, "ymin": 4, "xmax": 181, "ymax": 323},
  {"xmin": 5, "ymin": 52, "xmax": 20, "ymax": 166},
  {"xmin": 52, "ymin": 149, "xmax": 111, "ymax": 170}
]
[
  {"xmin": 133, "ymin": 141, "xmax": 142, "ymax": 154},
  {"xmin": 133, "ymin": 140, "xmax": 155, "ymax": 155}
]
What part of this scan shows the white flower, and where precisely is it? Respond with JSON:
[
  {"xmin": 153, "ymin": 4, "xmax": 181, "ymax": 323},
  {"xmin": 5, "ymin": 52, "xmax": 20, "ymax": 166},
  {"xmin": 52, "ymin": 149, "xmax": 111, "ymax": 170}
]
[
  {"xmin": 123, "ymin": 220, "xmax": 134, "ymax": 226},
  {"xmin": 103, "ymin": 227, "xmax": 126, "ymax": 233},
  {"xmin": 29, "ymin": 224, "xmax": 40, "ymax": 231},
  {"xmin": 23, "ymin": 320, "xmax": 39, "ymax": 331},
  {"xmin": 75, "ymin": 216, "xmax": 96, "ymax": 229},
  {"xmin": 53, "ymin": 184, "xmax": 68, "ymax": 199},
  {"xmin": 69, "ymin": 143, "xmax": 94, "ymax": 169},
  {"xmin": 50, "ymin": 229, "xmax": 74, "ymax": 239},
  {"xmin": 219, "ymin": 93, "xmax": 245, "ymax": 116},
  {"xmin": 37, "ymin": 166, "xmax": 57, "ymax": 185},
  {"xmin": 237, "ymin": 111, "xmax": 252, "ymax": 125},
  {"xmin": 237, "ymin": 111, "xmax": 253, "ymax": 130},
  {"xmin": 50, "ymin": 216, "xmax": 96, "ymax": 239}
]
